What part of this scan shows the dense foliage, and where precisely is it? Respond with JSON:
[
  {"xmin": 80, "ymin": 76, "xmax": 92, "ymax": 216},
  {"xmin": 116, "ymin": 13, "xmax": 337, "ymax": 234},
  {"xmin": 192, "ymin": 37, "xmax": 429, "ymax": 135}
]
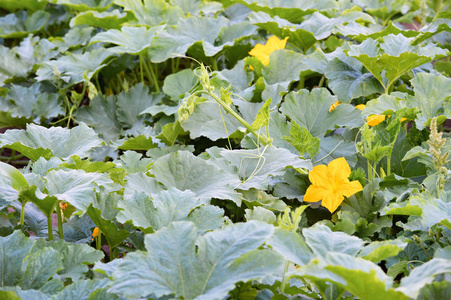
[{"xmin": 0, "ymin": 0, "xmax": 451, "ymax": 299}]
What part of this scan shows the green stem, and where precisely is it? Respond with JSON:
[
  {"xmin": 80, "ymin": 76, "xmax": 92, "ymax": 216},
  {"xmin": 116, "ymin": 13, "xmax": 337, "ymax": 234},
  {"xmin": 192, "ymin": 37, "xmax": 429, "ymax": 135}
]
[
  {"xmin": 367, "ymin": 160, "xmax": 373, "ymax": 181},
  {"xmin": 297, "ymin": 77, "xmax": 305, "ymax": 89},
  {"xmin": 280, "ymin": 261, "xmax": 290, "ymax": 293},
  {"xmin": 175, "ymin": 57, "xmax": 180, "ymax": 71},
  {"xmin": 95, "ymin": 75, "xmax": 101, "ymax": 93},
  {"xmin": 418, "ymin": 243, "xmax": 432, "ymax": 260},
  {"xmin": 0, "ymin": 154, "xmax": 25, "ymax": 161},
  {"xmin": 139, "ymin": 54, "xmax": 145, "ymax": 85},
  {"xmin": 47, "ymin": 215, "xmax": 54, "ymax": 241},
  {"xmin": 386, "ymin": 154, "xmax": 391, "ymax": 176},
  {"xmin": 116, "ymin": 74, "xmax": 125, "ymax": 90},
  {"xmin": 66, "ymin": 106, "xmax": 76, "ymax": 128},
  {"xmin": 204, "ymin": 90, "xmax": 272, "ymax": 145},
  {"xmin": 97, "ymin": 231, "xmax": 102, "ymax": 251},
  {"xmin": 20, "ymin": 201, "xmax": 26, "ymax": 227},
  {"xmin": 211, "ymin": 57, "xmax": 218, "ymax": 71},
  {"xmin": 56, "ymin": 204, "xmax": 64, "ymax": 240},
  {"xmin": 109, "ymin": 244, "xmax": 116, "ymax": 260},
  {"xmin": 387, "ymin": 214, "xmax": 393, "ymax": 237},
  {"xmin": 144, "ymin": 58, "xmax": 160, "ymax": 93},
  {"xmin": 318, "ymin": 75, "xmax": 325, "ymax": 88}
]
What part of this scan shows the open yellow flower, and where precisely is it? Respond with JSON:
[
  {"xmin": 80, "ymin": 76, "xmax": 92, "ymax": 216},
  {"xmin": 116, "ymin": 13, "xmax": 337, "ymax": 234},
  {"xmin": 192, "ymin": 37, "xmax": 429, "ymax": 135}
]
[
  {"xmin": 303, "ymin": 157, "xmax": 363, "ymax": 213},
  {"xmin": 249, "ymin": 36, "xmax": 289, "ymax": 65}
]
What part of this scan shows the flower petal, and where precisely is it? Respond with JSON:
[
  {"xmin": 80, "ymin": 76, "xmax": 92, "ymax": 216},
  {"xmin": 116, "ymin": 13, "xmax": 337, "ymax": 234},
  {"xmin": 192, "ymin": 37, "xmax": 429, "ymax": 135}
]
[
  {"xmin": 328, "ymin": 157, "xmax": 351, "ymax": 183},
  {"xmin": 321, "ymin": 191, "xmax": 344, "ymax": 213},
  {"xmin": 248, "ymin": 44, "xmax": 270, "ymax": 65},
  {"xmin": 303, "ymin": 184, "xmax": 329, "ymax": 203},
  {"xmin": 366, "ymin": 114, "xmax": 386, "ymax": 126},
  {"xmin": 329, "ymin": 101, "xmax": 341, "ymax": 113},
  {"xmin": 338, "ymin": 180, "xmax": 363, "ymax": 198},
  {"xmin": 308, "ymin": 164, "xmax": 330, "ymax": 187},
  {"xmin": 266, "ymin": 36, "xmax": 288, "ymax": 52}
]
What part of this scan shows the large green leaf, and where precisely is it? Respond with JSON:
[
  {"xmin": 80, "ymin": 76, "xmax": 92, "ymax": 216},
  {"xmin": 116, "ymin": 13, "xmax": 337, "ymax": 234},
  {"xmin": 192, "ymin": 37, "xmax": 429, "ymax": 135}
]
[
  {"xmin": 162, "ymin": 69, "xmax": 198, "ymax": 100},
  {"xmin": 117, "ymin": 188, "xmax": 224, "ymax": 233},
  {"xmin": 52, "ymin": 279, "xmax": 110, "ymax": 299},
  {"xmin": 0, "ymin": 84, "xmax": 64, "ymax": 121},
  {"xmin": 70, "ymin": 9, "xmax": 133, "ymax": 30},
  {"xmin": 150, "ymin": 151, "xmax": 242, "ymax": 204},
  {"xmin": 0, "ymin": 288, "xmax": 48, "ymax": 300},
  {"xmin": 417, "ymin": 281, "xmax": 451, "ymax": 300},
  {"xmin": 280, "ymin": 89, "xmax": 363, "ymax": 137},
  {"xmin": 408, "ymin": 73, "xmax": 451, "ymax": 129},
  {"xmin": 43, "ymin": 169, "xmax": 112, "ymax": 213},
  {"xmin": 0, "ymin": 123, "xmax": 103, "ymax": 161},
  {"xmin": 324, "ymin": 55, "xmax": 384, "ymax": 101},
  {"xmin": 109, "ymin": 221, "xmax": 283, "ymax": 299},
  {"xmin": 50, "ymin": 0, "xmax": 114, "ymax": 12},
  {"xmin": 62, "ymin": 214, "xmax": 96, "ymax": 244},
  {"xmin": 398, "ymin": 258, "xmax": 451, "ymax": 298},
  {"xmin": 0, "ymin": 161, "xmax": 29, "ymax": 191},
  {"xmin": 262, "ymin": 49, "xmax": 303, "ymax": 85},
  {"xmin": 91, "ymin": 26, "xmax": 162, "ymax": 55},
  {"xmin": 248, "ymin": 10, "xmax": 375, "ymax": 52},
  {"xmin": 181, "ymin": 101, "xmax": 243, "ymax": 140},
  {"xmin": 296, "ymin": 252, "xmax": 406, "ymax": 300},
  {"xmin": 219, "ymin": 146, "xmax": 312, "ymax": 190},
  {"xmin": 325, "ymin": 264, "xmax": 408, "ymax": 300},
  {"xmin": 114, "ymin": 0, "xmax": 183, "ymax": 26},
  {"xmin": 36, "ymin": 48, "xmax": 115, "ymax": 85},
  {"xmin": 116, "ymin": 84, "xmax": 161, "ymax": 128},
  {"xmin": 235, "ymin": 0, "xmax": 338, "ymax": 23},
  {"xmin": 302, "ymin": 224, "xmax": 365, "ymax": 257},
  {"xmin": 0, "ymin": 10, "xmax": 50, "ymax": 38},
  {"xmin": 0, "ymin": 230, "xmax": 34, "ymax": 287},
  {"xmin": 76, "ymin": 94, "xmax": 121, "ymax": 142},
  {"xmin": 122, "ymin": 172, "xmax": 163, "ymax": 199},
  {"xmin": 18, "ymin": 247, "xmax": 63, "ymax": 290},
  {"xmin": 346, "ymin": 34, "xmax": 447, "ymax": 92},
  {"xmin": 0, "ymin": 46, "xmax": 29, "ymax": 85},
  {"xmin": 0, "ymin": 0, "xmax": 46, "ymax": 12},
  {"xmin": 33, "ymin": 239, "xmax": 104, "ymax": 281},
  {"xmin": 247, "ymin": 12, "xmax": 317, "ymax": 52},
  {"xmin": 267, "ymin": 228, "xmax": 313, "ymax": 266},
  {"xmin": 420, "ymin": 198, "xmax": 451, "ymax": 229},
  {"xmin": 87, "ymin": 206, "xmax": 130, "ymax": 249},
  {"xmin": 358, "ymin": 239, "xmax": 407, "ymax": 263},
  {"xmin": 148, "ymin": 16, "xmax": 229, "ymax": 62}
]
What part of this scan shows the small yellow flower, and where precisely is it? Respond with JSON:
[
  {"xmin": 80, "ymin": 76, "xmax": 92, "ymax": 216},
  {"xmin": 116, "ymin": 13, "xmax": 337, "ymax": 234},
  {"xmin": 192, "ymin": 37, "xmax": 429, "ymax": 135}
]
[
  {"xmin": 249, "ymin": 36, "xmax": 289, "ymax": 65},
  {"xmin": 92, "ymin": 227, "xmax": 99, "ymax": 239},
  {"xmin": 366, "ymin": 114, "xmax": 387, "ymax": 126},
  {"xmin": 355, "ymin": 104, "xmax": 366, "ymax": 110},
  {"xmin": 303, "ymin": 157, "xmax": 363, "ymax": 213},
  {"xmin": 329, "ymin": 101, "xmax": 341, "ymax": 112},
  {"xmin": 357, "ymin": 104, "xmax": 408, "ymax": 126}
]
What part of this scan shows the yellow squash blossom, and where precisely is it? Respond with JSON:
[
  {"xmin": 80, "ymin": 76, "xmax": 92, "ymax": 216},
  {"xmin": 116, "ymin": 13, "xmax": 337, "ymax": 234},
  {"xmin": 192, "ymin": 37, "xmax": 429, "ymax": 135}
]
[
  {"xmin": 329, "ymin": 101, "xmax": 341, "ymax": 113},
  {"xmin": 356, "ymin": 104, "xmax": 407, "ymax": 126},
  {"xmin": 355, "ymin": 104, "xmax": 366, "ymax": 110},
  {"xmin": 92, "ymin": 227, "xmax": 99, "ymax": 241},
  {"xmin": 366, "ymin": 114, "xmax": 387, "ymax": 126},
  {"xmin": 303, "ymin": 157, "xmax": 363, "ymax": 213},
  {"xmin": 249, "ymin": 36, "xmax": 289, "ymax": 65}
]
